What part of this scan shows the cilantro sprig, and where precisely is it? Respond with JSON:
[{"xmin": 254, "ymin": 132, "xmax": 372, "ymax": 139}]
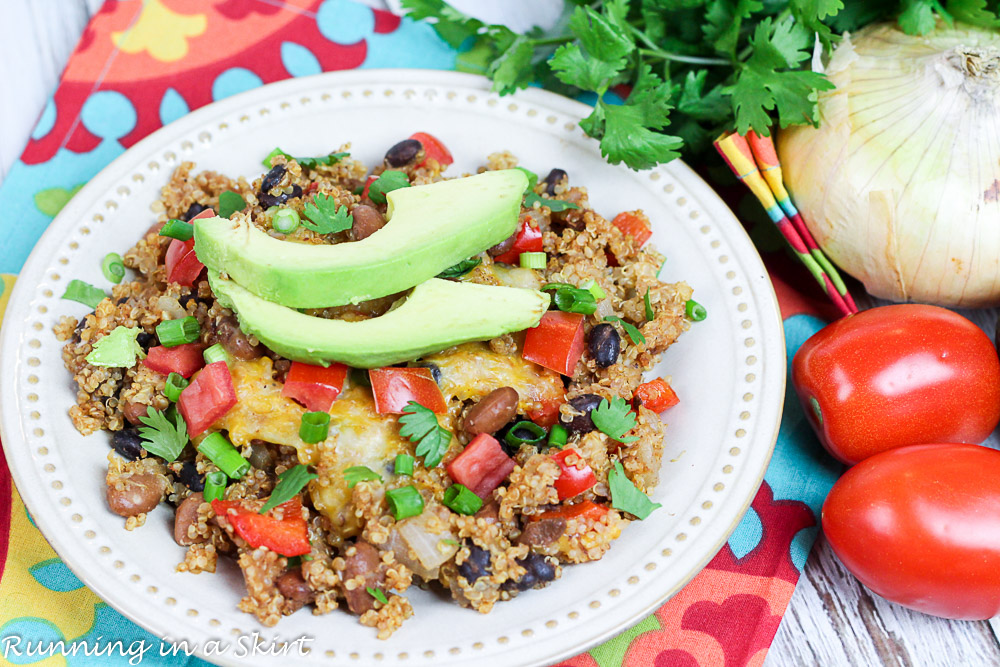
[
  {"xmin": 402, "ymin": 0, "xmax": 980, "ymax": 169},
  {"xmin": 591, "ymin": 396, "xmax": 639, "ymax": 443},
  {"xmin": 344, "ymin": 465, "xmax": 382, "ymax": 489},
  {"xmin": 368, "ymin": 171, "xmax": 411, "ymax": 205},
  {"xmin": 302, "ymin": 194, "xmax": 353, "ymax": 234},
  {"xmin": 609, "ymin": 461, "xmax": 661, "ymax": 520},
  {"xmin": 137, "ymin": 407, "xmax": 188, "ymax": 462},
  {"xmin": 603, "ymin": 315, "xmax": 645, "ymax": 346},
  {"xmin": 438, "ymin": 257, "xmax": 482, "ymax": 279},
  {"xmin": 263, "ymin": 148, "xmax": 349, "ymax": 169},
  {"xmin": 261, "ymin": 464, "xmax": 318, "ymax": 514},
  {"xmin": 398, "ymin": 401, "xmax": 452, "ymax": 468}
]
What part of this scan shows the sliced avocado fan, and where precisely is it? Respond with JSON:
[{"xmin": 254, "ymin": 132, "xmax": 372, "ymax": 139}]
[
  {"xmin": 194, "ymin": 169, "xmax": 528, "ymax": 309},
  {"xmin": 208, "ymin": 274, "xmax": 549, "ymax": 368}
]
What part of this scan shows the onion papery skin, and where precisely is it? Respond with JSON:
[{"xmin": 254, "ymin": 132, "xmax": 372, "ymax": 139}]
[{"xmin": 778, "ymin": 22, "xmax": 1000, "ymax": 307}]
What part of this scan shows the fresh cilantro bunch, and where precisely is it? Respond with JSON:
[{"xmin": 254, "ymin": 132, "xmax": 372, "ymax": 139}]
[{"xmin": 403, "ymin": 0, "xmax": 1000, "ymax": 169}]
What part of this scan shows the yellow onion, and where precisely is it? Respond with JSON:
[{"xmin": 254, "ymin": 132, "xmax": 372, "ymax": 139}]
[{"xmin": 778, "ymin": 22, "xmax": 1000, "ymax": 307}]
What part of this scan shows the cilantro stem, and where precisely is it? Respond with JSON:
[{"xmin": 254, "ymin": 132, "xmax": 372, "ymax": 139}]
[
  {"xmin": 531, "ymin": 35, "xmax": 574, "ymax": 47},
  {"xmin": 637, "ymin": 48, "xmax": 729, "ymax": 66}
]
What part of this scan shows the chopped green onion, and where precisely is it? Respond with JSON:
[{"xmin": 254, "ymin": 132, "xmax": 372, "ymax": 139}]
[
  {"xmin": 156, "ymin": 316, "xmax": 200, "ymax": 347},
  {"xmin": 218, "ymin": 191, "xmax": 246, "ymax": 219},
  {"xmin": 272, "ymin": 208, "xmax": 300, "ymax": 234},
  {"xmin": 519, "ymin": 252, "xmax": 547, "ymax": 269},
  {"xmin": 582, "ymin": 279, "xmax": 606, "ymax": 300},
  {"xmin": 159, "ymin": 219, "xmax": 194, "ymax": 241},
  {"xmin": 261, "ymin": 464, "xmax": 318, "ymax": 513},
  {"xmin": 299, "ymin": 411, "xmax": 330, "ymax": 444},
  {"xmin": 203, "ymin": 470, "xmax": 227, "ymax": 502},
  {"xmin": 203, "ymin": 343, "xmax": 229, "ymax": 365},
  {"xmin": 386, "ymin": 485, "xmax": 424, "ymax": 521},
  {"xmin": 442, "ymin": 484, "xmax": 483, "ymax": 515},
  {"xmin": 504, "ymin": 421, "xmax": 547, "ymax": 448},
  {"xmin": 344, "ymin": 465, "xmax": 382, "ymax": 488},
  {"xmin": 197, "ymin": 432, "xmax": 250, "ymax": 480},
  {"xmin": 644, "ymin": 289, "xmax": 655, "ymax": 321},
  {"xmin": 548, "ymin": 424, "xmax": 568, "ymax": 448},
  {"xmin": 62, "ymin": 279, "xmax": 106, "ymax": 309},
  {"xmin": 685, "ymin": 299, "xmax": 707, "ymax": 322},
  {"xmin": 367, "ymin": 586, "xmax": 389, "ymax": 605},
  {"xmin": 164, "ymin": 372, "xmax": 189, "ymax": 402},
  {"xmin": 553, "ymin": 287, "xmax": 597, "ymax": 315},
  {"xmin": 394, "ymin": 454, "xmax": 414, "ymax": 476},
  {"xmin": 101, "ymin": 252, "xmax": 125, "ymax": 283}
]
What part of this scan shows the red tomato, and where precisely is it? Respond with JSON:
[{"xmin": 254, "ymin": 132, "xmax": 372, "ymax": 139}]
[
  {"xmin": 634, "ymin": 377, "xmax": 679, "ymax": 413},
  {"xmin": 360, "ymin": 175, "xmax": 378, "ymax": 201},
  {"xmin": 535, "ymin": 500, "xmax": 608, "ymax": 523},
  {"xmin": 165, "ymin": 238, "xmax": 205, "ymax": 287},
  {"xmin": 212, "ymin": 497, "xmax": 310, "ymax": 556},
  {"xmin": 792, "ymin": 304, "xmax": 1000, "ymax": 465},
  {"xmin": 446, "ymin": 433, "xmax": 516, "ymax": 498},
  {"xmin": 823, "ymin": 443, "xmax": 1000, "ymax": 620},
  {"xmin": 551, "ymin": 448, "xmax": 597, "ymax": 500},
  {"xmin": 178, "ymin": 361, "xmax": 237, "ymax": 437},
  {"xmin": 369, "ymin": 367, "xmax": 447, "ymax": 414},
  {"xmin": 493, "ymin": 217, "xmax": 543, "ymax": 265},
  {"xmin": 523, "ymin": 311, "xmax": 585, "ymax": 376},
  {"xmin": 527, "ymin": 397, "xmax": 564, "ymax": 427},
  {"xmin": 611, "ymin": 211, "xmax": 652, "ymax": 247},
  {"xmin": 281, "ymin": 361, "xmax": 348, "ymax": 412},
  {"xmin": 410, "ymin": 132, "xmax": 453, "ymax": 168},
  {"xmin": 143, "ymin": 342, "xmax": 205, "ymax": 378}
]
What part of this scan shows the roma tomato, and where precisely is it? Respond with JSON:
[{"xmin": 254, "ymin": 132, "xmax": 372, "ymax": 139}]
[
  {"xmin": 822, "ymin": 443, "xmax": 1000, "ymax": 620},
  {"xmin": 792, "ymin": 304, "xmax": 1000, "ymax": 465}
]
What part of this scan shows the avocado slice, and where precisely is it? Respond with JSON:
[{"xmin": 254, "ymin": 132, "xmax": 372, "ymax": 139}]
[
  {"xmin": 194, "ymin": 169, "xmax": 528, "ymax": 308},
  {"xmin": 208, "ymin": 273, "xmax": 549, "ymax": 368}
]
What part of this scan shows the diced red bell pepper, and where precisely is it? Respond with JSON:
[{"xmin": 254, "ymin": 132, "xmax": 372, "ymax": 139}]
[
  {"xmin": 534, "ymin": 500, "xmax": 608, "ymax": 524},
  {"xmin": 178, "ymin": 361, "xmax": 237, "ymax": 437},
  {"xmin": 527, "ymin": 397, "xmax": 565, "ymax": 427},
  {"xmin": 211, "ymin": 497, "xmax": 310, "ymax": 556},
  {"xmin": 634, "ymin": 377, "xmax": 680, "ymax": 413},
  {"xmin": 612, "ymin": 211, "xmax": 653, "ymax": 247},
  {"xmin": 369, "ymin": 367, "xmax": 447, "ymax": 414},
  {"xmin": 523, "ymin": 311, "xmax": 586, "ymax": 377},
  {"xmin": 551, "ymin": 448, "xmax": 597, "ymax": 500},
  {"xmin": 281, "ymin": 361, "xmax": 349, "ymax": 412},
  {"xmin": 410, "ymin": 132, "xmax": 453, "ymax": 168},
  {"xmin": 360, "ymin": 174, "xmax": 378, "ymax": 201},
  {"xmin": 165, "ymin": 238, "xmax": 205, "ymax": 287},
  {"xmin": 446, "ymin": 433, "xmax": 516, "ymax": 499},
  {"xmin": 143, "ymin": 342, "xmax": 205, "ymax": 378},
  {"xmin": 493, "ymin": 217, "xmax": 543, "ymax": 265}
]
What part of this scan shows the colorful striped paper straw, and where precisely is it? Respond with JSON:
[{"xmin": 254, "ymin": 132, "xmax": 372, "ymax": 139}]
[
  {"xmin": 745, "ymin": 130, "xmax": 858, "ymax": 313},
  {"xmin": 714, "ymin": 132, "xmax": 854, "ymax": 317}
]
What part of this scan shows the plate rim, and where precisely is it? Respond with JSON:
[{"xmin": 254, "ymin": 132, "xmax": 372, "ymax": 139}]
[{"xmin": 0, "ymin": 68, "xmax": 785, "ymax": 666}]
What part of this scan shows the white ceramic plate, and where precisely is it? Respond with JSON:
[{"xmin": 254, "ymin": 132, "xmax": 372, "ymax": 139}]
[{"xmin": 0, "ymin": 70, "xmax": 784, "ymax": 667}]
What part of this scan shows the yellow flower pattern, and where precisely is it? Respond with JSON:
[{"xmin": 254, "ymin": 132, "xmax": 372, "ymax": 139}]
[{"xmin": 111, "ymin": 0, "xmax": 207, "ymax": 63}]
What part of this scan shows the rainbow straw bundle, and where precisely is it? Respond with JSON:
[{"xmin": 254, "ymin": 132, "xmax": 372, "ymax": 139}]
[{"xmin": 714, "ymin": 131, "xmax": 858, "ymax": 317}]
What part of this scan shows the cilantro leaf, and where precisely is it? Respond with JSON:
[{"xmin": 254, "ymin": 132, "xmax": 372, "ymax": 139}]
[
  {"xmin": 302, "ymin": 194, "xmax": 353, "ymax": 234},
  {"xmin": 401, "ymin": 0, "xmax": 484, "ymax": 48},
  {"xmin": 644, "ymin": 289, "xmax": 655, "ymax": 321},
  {"xmin": 946, "ymin": 0, "xmax": 1000, "ymax": 27},
  {"xmin": 604, "ymin": 316, "xmax": 646, "ymax": 346},
  {"xmin": 218, "ymin": 191, "xmax": 246, "ymax": 219},
  {"xmin": 437, "ymin": 257, "xmax": 482, "ymax": 279},
  {"xmin": 368, "ymin": 171, "xmax": 411, "ymax": 205},
  {"xmin": 609, "ymin": 461, "xmax": 662, "ymax": 519},
  {"xmin": 569, "ymin": 5, "xmax": 635, "ymax": 63},
  {"xmin": 550, "ymin": 43, "xmax": 626, "ymax": 93},
  {"xmin": 591, "ymin": 396, "xmax": 640, "ymax": 443},
  {"xmin": 898, "ymin": 0, "xmax": 939, "ymax": 34},
  {"xmin": 261, "ymin": 464, "xmax": 318, "ymax": 514},
  {"xmin": 677, "ymin": 71, "xmax": 730, "ymax": 121},
  {"xmin": 86, "ymin": 326, "xmax": 145, "ymax": 368},
  {"xmin": 62, "ymin": 279, "xmax": 106, "ymax": 309},
  {"xmin": 137, "ymin": 407, "xmax": 188, "ymax": 462},
  {"xmin": 490, "ymin": 35, "xmax": 535, "ymax": 95},
  {"xmin": 344, "ymin": 465, "xmax": 382, "ymax": 489},
  {"xmin": 523, "ymin": 193, "xmax": 580, "ymax": 211},
  {"xmin": 263, "ymin": 148, "xmax": 350, "ymax": 170},
  {"xmin": 703, "ymin": 0, "xmax": 764, "ymax": 55},
  {"xmin": 367, "ymin": 587, "xmax": 389, "ymax": 605},
  {"xmin": 399, "ymin": 401, "xmax": 452, "ymax": 468}
]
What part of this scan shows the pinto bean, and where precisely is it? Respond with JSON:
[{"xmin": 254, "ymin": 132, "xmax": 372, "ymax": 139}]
[
  {"xmin": 277, "ymin": 568, "xmax": 314, "ymax": 612},
  {"xmin": 107, "ymin": 472, "xmax": 166, "ymax": 517},
  {"xmin": 215, "ymin": 314, "xmax": 263, "ymax": 360},
  {"xmin": 343, "ymin": 541, "xmax": 386, "ymax": 615},
  {"xmin": 174, "ymin": 492, "xmax": 206, "ymax": 546},
  {"xmin": 463, "ymin": 387, "xmax": 519, "ymax": 436},
  {"xmin": 474, "ymin": 500, "xmax": 500, "ymax": 525},
  {"xmin": 518, "ymin": 517, "xmax": 566, "ymax": 547},
  {"xmin": 350, "ymin": 204, "xmax": 386, "ymax": 241},
  {"xmin": 121, "ymin": 400, "xmax": 150, "ymax": 426}
]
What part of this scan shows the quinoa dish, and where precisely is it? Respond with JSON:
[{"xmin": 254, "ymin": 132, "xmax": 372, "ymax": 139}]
[{"xmin": 54, "ymin": 132, "xmax": 698, "ymax": 638}]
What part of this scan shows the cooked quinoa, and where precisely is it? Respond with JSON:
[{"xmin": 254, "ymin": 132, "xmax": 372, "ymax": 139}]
[{"xmin": 55, "ymin": 136, "xmax": 693, "ymax": 638}]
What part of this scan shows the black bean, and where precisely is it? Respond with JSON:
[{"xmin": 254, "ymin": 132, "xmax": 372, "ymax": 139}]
[
  {"xmin": 543, "ymin": 168, "xmax": 567, "ymax": 196},
  {"xmin": 588, "ymin": 323, "xmax": 620, "ymax": 368},
  {"xmin": 457, "ymin": 542, "xmax": 491, "ymax": 582},
  {"xmin": 258, "ymin": 184, "xmax": 302, "ymax": 209},
  {"xmin": 566, "ymin": 394, "xmax": 603, "ymax": 435},
  {"xmin": 178, "ymin": 293, "xmax": 194, "ymax": 308},
  {"xmin": 261, "ymin": 165, "xmax": 286, "ymax": 193},
  {"xmin": 116, "ymin": 297, "xmax": 128, "ymax": 305},
  {"xmin": 181, "ymin": 202, "xmax": 207, "ymax": 221},
  {"xmin": 502, "ymin": 552, "xmax": 556, "ymax": 591},
  {"xmin": 409, "ymin": 361, "xmax": 442, "ymax": 384},
  {"xmin": 384, "ymin": 139, "xmax": 423, "ymax": 168},
  {"xmin": 111, "ymin": 427, "xmax": 145, "ymax": 460},
  {"xmin": 178, "ymin": 460, "xmax": 204, "ymax": 492},
  {"xmin": 136, "ymin": 332, "xmax": 156, "ymax": 349}
]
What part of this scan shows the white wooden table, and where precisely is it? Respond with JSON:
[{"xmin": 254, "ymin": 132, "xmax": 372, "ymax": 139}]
[{"xmin": 5, "ymin": 1, "xmax": 1000, "ymax": 665}]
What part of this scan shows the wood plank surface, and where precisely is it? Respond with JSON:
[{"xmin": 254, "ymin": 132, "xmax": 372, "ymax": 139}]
[{"xmin": 4, "ymin": 1, "xmax": 1000, "ymax": 666}]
